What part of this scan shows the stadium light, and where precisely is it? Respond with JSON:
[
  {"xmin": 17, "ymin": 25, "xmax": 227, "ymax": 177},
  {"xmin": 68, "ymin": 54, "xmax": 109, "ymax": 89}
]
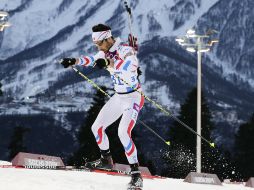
[
  {"xmin": 175, "ymin": 28, "xmax": 218, "ymax": 173},
  {"xmin": 0, "ymin": 11, "xmax": 11, "ymax": 32}
]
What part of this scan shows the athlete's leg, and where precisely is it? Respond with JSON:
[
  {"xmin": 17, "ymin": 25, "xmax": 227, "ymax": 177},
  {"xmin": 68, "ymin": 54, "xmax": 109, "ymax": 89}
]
[
  {"xmin": 91, "ymin": 94, "xmax": 122, "ymax": 150},
  {"xmin": 118, "ymin": 93, "xmax": 145, "ymax": 164}
]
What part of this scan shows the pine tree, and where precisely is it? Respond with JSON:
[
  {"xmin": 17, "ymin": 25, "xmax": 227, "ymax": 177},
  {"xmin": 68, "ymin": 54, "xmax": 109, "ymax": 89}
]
[
  {"xmin": 235, "ymin": 113, "xmax": 254, "ymax": 180},
  {"xmin": 8, "ymin": 126, "xmax": 30, "ymax": 160}
]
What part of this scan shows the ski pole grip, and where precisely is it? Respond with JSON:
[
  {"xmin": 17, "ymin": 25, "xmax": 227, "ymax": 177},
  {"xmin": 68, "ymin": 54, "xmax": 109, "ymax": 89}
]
[{"xmin": 124, "ymin": 1, "xmax": 132, "ymax": 15}]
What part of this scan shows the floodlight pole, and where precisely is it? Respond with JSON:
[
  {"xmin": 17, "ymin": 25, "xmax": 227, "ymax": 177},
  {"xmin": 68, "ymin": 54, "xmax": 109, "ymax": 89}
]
[
  {"xmin": 196, "ymin": 36, "xmax": 202, "ymax": 173},
  {"xmin": 176, "ymin": 30, "xmax": 218, "ymax": 173}
]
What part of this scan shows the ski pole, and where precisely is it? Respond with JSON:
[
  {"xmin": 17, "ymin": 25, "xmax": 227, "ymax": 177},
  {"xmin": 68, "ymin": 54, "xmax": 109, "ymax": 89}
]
[
  {"xmin": 71, "ymin": 66, "xmax": 111, "ymax": 98},
  {"xmin": 124, "ymin": 1, "xmax": 135, "ymax": 49},
  {"xmin": 111, "ymin": 72, "xmax": 215, "ymax": 148},
  {"xmin": 71, "ymin": 66, "xmax": 171, "ymax": 146},
  {"xmin": 138, "ymin": 120, "xmax": 170, "ymax": 145}
]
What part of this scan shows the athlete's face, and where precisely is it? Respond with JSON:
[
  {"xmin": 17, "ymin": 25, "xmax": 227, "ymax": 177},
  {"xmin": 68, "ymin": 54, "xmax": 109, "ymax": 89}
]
[{"xmin": 94, "ymin": 38, "xmax": 114, "ymax": 52}]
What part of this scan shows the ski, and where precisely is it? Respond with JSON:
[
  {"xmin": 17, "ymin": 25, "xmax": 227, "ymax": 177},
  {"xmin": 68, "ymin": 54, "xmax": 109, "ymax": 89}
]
[
  {"xmin": 127, "ymin": 188, "xmax": 142, "ymax": 190},
  {"xmin": 0, "ymin": 164, "xmax": 165, "ymax": 180},
  {"xmin": 56, "ymin": 165, "xmax": 164, "ymax": 180}
]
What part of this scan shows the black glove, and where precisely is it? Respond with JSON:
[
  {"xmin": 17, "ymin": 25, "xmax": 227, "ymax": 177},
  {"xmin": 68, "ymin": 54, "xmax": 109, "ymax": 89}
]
[
  {"xmin": 60, "ymin": 58, "xmax": 76, "ymax": 68},
  {"xmin": 94, "ymin": 58, "xmax": 110, "ymax": 69}
]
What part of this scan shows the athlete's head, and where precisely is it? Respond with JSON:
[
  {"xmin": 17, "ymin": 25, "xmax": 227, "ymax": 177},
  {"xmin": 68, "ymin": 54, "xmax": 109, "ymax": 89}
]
[{"xmin": 92, "ymin": 24, "xmax": 115, "ymax": 52}]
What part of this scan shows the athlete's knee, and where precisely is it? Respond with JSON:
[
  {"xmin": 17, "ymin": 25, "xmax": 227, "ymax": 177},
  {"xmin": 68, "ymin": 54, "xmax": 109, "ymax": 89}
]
[
  {"xmin": 91, "ymin": 122, "xmax": 102, "ymax": 135},
  {"xmin": 118, "ymin": 128, "xmax": 129, "ymax": 140}
]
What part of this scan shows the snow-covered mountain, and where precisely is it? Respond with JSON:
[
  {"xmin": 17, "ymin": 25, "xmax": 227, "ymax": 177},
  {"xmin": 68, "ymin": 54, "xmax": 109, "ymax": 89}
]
[{"xmin": 0, "ymin": 0, "xmax": 254, "ymax": 152}]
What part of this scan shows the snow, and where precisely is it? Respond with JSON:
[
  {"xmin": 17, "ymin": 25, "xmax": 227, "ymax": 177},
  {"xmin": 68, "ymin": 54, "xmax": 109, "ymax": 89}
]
[
  {"xmin": 0, "ymin": 0, "xmax": 220, "ymax": 59},
  {"xmin": 0, "ymin": 0, "xmax": 121, "ymax": 102},
  {"xmin": 208, "ymin": 53, "xmax": 254, "ymax": 89},
  {"xmin": 173, "ymin": 0, "xmax": 220, "ymax": 36},
  {"xmin": 130, "ymin": 0, "xmax": 220, "ymax": 39},
  {"xmin": 0, "ymin": 0, "xmax": 22, "ymax": 10},
  {"xmin": 0, "ymin": 167, "xmax": 250, "ymax": 190},
  {"xmin": 0, "ymin": 161, "xmax": 12, "ymax": 165}
]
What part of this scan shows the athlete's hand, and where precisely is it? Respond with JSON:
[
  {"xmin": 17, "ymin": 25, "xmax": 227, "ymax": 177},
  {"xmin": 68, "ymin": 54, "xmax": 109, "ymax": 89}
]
[
  {"xmin": 59, "ymin": 58, "xmax": 76, "ymax": 68},
  {"xmin": 128, "ymin": 34, "xmax": 138, "ymax": 51},
  {"xmin": 94, "ymin": 58, "xmax": 110, "ymax": 69}
]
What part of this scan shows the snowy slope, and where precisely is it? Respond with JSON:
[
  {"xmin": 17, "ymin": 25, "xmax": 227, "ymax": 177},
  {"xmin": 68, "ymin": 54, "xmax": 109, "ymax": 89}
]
[{"xmin": 0, "ymin": 167, "xmax": 250, "ymax": 190}]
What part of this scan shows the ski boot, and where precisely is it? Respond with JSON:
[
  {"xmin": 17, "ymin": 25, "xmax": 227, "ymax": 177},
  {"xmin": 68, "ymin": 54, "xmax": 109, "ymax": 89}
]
[
  {"xmin": 127, "ymin": 163, "xmax": 143, "ymax": 190},
  {"xmin": 85, "ymin": 149, "xmax": 113, "ymax": 170}
]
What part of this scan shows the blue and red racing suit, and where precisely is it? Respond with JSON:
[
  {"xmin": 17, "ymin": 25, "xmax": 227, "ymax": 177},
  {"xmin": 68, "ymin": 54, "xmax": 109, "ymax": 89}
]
[{"xmin": 77, "ymin": 38, "xmax": 144, "ymax": 164}]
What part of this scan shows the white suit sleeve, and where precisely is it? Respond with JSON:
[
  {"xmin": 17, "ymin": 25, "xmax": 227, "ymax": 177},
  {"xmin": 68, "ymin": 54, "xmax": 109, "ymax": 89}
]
[{"xmin": 77, "ymin": 51, "xmax": 105, "ymax": 67}]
